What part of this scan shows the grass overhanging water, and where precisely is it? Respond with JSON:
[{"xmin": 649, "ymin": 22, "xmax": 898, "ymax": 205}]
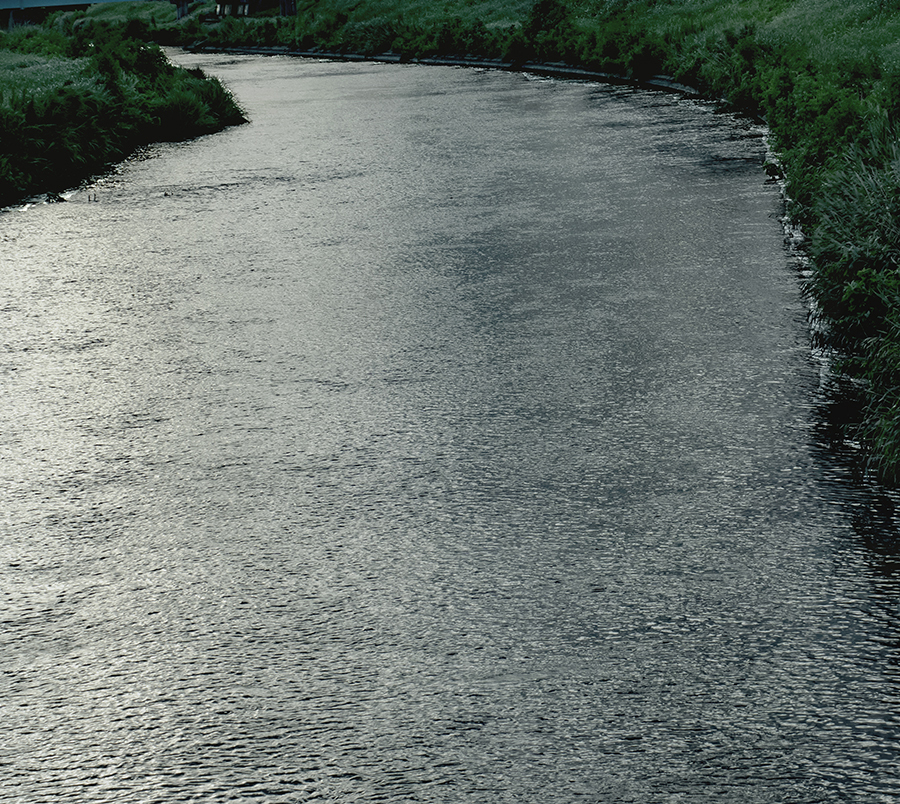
[
  {"xmin": 4, "ymin": 0, "xmax": 900, "ymax": 482},
  {"xmin": 0, "ymin": 8, "xmax": 246, "ymax": 208}
]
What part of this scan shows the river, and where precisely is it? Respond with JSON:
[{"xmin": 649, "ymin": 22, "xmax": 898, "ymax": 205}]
[{"xmin": 2, "ymin": 52, "xmax": 899, "ymax": 803}]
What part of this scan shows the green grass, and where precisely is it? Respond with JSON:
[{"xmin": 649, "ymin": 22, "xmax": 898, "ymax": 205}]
[
  {"xmin": 0, "ymin": 51, "xmax": 95, "ymax": 98},
  {"xmin": 73, "ymin": 1, "xmax": 177, "ymax": 25},
  {"xmin": 0, "ymin": 13, "xmax": 246, "ymax": 206}
]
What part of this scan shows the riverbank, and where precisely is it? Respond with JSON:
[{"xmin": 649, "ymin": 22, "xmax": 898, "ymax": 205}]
[
  {"xmin": 0, "ymin": 14, "xmax": 246, "ymax": 207},
  {"xmin": 190, "ymin": 42, "xmax": 705, "ymax": 95}
]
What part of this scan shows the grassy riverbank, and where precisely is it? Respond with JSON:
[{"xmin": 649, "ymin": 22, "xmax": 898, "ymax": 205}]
[{"xmin": 0, "ymin": 11, "xmax": 245, "ymax": 207}]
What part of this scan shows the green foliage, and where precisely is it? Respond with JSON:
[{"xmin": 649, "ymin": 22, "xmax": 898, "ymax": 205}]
[
  {"xmin": 0, "ymin": 26, "xmax": 70, "ymax": 57},
  {"xmin": 0, "ymin": 20, "xmax": 245, "ymax": 206},
  {"xmin": 810, "ymin": 115, "xmax": 900, "ymax": 353},
  {"xmin": 861, "ymin": 323, "xmax": 900, "ymax": 483},
  {"xmin": 191, "ymin": 16, "xmax": 297, "ymax": 48},
  {"xmin": 519, "ymin": 0, "xmax": 576, "ymax": 62},
  {"xmin": 802, "ymin": 112, "xmax": 900, "ymax": 478}
]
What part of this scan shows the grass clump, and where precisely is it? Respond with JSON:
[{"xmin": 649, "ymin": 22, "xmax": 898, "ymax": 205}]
[{"xmin": 0, "ymin": 11, "xmax": 245, "ymax": 206}]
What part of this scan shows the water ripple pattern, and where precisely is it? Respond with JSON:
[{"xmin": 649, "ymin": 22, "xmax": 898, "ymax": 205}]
[{"xmin": 2, "ymin": 55, "xmax": 900, "ymax": 803}]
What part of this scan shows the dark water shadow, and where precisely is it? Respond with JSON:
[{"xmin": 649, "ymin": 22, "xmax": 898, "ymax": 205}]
[{"xmin": 811, "ymin": 372, "xmax": 900, "ymax": 562}]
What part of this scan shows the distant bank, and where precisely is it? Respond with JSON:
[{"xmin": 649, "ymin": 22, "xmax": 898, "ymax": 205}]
[{"xmin": 5, "ymin": 0, "xmax": 900, "ymax": 483}]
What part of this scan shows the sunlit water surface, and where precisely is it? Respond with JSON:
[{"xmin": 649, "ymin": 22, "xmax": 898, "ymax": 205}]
[{"xmin": 3, "ymin": 54, "xmax": 900, "ymax": 803}]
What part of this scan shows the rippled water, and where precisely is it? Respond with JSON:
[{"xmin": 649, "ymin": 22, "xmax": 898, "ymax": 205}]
[{"xmin": 3, "ymin": 54, "xmax": 900, "ymax": 803}]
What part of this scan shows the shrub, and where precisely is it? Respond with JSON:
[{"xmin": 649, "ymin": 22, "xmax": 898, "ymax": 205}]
[{"xmin": 0, "ymin": 23, "xmax": 245, "ymax": 206}]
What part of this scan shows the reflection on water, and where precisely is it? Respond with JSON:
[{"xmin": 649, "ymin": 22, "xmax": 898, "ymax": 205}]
[{"xmin": 2, "ymin": 55, "xmax": 899, "ymax": 803}]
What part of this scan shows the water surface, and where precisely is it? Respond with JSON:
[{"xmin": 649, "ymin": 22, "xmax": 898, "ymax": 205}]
[{"xmin": 2, "ymin": 55, "xmax": 900, "ymax": 803}]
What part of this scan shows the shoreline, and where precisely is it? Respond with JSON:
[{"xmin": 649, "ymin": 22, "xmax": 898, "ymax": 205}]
[
  {"xmin": 0, "ymin": 23, "xmax": 246, "ymax": 210},
  {"xmin": 190, "ymin": 43, "xmax": 704, "ymax": 98}
]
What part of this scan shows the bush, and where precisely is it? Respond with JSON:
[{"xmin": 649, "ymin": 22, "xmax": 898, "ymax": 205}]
[{"xmin": 0, "ymin": 23, "xmax": 245, "ymax": 206}]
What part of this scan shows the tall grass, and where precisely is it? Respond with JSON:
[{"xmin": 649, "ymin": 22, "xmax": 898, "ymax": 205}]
[{"xmin": 0, "ymin": 13, "xmax": 245, "ymax": 206}]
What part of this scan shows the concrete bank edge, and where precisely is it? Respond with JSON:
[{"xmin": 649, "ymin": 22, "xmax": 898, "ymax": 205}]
[{"xmin": 187, "ymin": 44, "xmax": 702, "ymax": 97}]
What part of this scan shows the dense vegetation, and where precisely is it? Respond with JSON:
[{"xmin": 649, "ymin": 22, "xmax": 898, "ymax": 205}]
[
  {"xmin": 5, "ymin": 0, "xmax": 900, "ymax": 481},
  {"xmin": 0, "ymin": 9, "xmax": 245, "ymax": 206}
]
